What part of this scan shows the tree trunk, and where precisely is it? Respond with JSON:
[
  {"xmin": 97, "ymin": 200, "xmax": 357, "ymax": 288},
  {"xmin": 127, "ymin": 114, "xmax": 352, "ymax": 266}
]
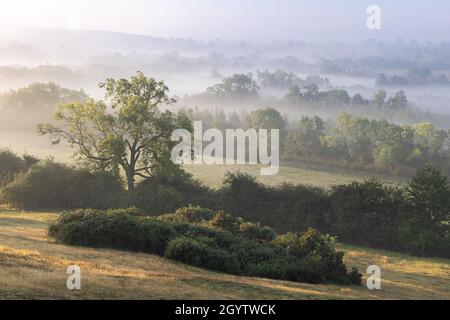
[{"xmin": 126, "ymin": 173, "xmax": 135, "ymax": 191}]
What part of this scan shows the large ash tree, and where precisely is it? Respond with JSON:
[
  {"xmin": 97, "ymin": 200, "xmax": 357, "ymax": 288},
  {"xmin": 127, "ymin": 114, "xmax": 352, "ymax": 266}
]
[{"xmin": 39, "ymin": 71, "xmax": 192, "ymax": 190}]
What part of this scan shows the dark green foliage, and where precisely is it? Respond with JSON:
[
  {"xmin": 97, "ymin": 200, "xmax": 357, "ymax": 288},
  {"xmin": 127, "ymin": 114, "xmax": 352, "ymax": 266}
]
[
  {"xmin": 49, "ymin": 207, "xmax": 361, "ymax": 285},
  {"xmin": 0, "ymin": 148, "xmax": 39, "ymax": 187},
  {"xmin": 207, "ymin": 211, "xmax": 241, "ymax": 234},
  {"xmin": 164, "ymin": 236, "xmax": 240, "ymax": 273},
  {"xmin": 273, "ymin": 228, "xmax": 355, "ymax": 284},
  {"xmin": 158, "ymin": 205, "xmax": 216, "ymax": 223},
  {"xmin": 219, "ymin": 170, "xmax": 450, "ymax": 258},
  {"xmin": 220, "ymin": 171, "xmax": 331, "ymax": 232},
  {"xmin": 238, "ymin": 221, "xmax": 277, "ymax": 242},
  {"xmin": 129, "ymin": 169, "xmax": 217, "ymax": 215},
  {"xmin": 1, "ymin": 160, "xmax": 124, "ymax": 209},
  {"xmin": 399, "ymin": 166, "xmax": 450, "ymax": 257},
  {"xmin": 49, "ymin": 208, "xmax": 176, "ymax": 254},
  {"xmin": 329, "ymin": 179, "xmax": 406, "ymax": 249}
]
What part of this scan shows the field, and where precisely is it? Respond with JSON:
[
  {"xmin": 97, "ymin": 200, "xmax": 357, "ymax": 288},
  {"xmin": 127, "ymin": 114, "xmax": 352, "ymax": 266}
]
[
  {"xmin": 184, "ymin": 161, "xmax": 408, "ymax": 189},
  {"xmin": 0, "ymin": 210, "xmax": 448, "ymax": 300}
]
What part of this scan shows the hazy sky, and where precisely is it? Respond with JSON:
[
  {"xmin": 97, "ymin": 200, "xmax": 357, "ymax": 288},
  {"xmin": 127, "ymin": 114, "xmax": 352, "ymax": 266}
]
[{"xmin": 1, "ymin": 0, "xmax": 449, "ymax": 42}]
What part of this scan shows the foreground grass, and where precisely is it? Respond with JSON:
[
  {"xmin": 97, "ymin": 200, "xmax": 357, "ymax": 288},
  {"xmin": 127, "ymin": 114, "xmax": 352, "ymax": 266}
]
[
  {"xmin": 184, "ymin": 161, "xmax": 408, "ymax": 189},
  {"xmin": 0, "ymin": 210, "xmax": 448, "ymax": 300}
]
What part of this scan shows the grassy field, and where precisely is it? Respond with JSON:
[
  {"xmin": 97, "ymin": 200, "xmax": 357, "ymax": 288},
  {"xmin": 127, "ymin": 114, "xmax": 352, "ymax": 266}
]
[
  {"xmin": 184, "ymin": 161, "xmax": 408, "ymax": 189},
  {"xmin": 0, "ymin": 210, "xmax": 448, "ymax": 300}
]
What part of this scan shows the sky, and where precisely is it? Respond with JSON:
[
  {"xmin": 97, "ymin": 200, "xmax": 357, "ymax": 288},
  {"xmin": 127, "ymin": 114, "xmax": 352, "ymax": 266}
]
[{"xmin": 0, "ymin": 0, "xmax": 449, "ymax": 43}]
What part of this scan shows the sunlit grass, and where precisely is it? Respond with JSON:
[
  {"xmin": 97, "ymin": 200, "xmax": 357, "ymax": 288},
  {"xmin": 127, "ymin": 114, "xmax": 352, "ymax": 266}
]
[
  {"xmin": 184, "ymin": 161, "xmax": 407, "ymax": 189},
  {"xmin": 0, "ymin": 210, "xmax": 448, "ymax": 300}
]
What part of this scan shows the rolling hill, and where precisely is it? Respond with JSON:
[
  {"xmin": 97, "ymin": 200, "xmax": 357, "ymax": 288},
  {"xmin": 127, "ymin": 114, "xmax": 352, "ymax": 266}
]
[{"xmin": 0, "ymin": 210, "xmax": 448, "ymax": 300}]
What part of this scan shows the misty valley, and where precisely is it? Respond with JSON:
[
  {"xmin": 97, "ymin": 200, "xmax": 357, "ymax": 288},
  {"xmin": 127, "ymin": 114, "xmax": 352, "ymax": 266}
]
[{"xmin": 0, "ymin": 2, "xmax": 449, "ymax": 305}]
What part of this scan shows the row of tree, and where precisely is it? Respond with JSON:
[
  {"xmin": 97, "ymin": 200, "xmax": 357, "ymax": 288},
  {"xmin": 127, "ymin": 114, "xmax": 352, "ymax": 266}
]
[
  {"xmin": 284, "ymin": 113, "xmax": 450, "ymax": 175},
  {"xmin": 179, "ymin": 106, "xmax": 450, "ymax": 176},
  {"xmin": 203, "ymin": 72, "xmax": 410, "ymax": 111}
]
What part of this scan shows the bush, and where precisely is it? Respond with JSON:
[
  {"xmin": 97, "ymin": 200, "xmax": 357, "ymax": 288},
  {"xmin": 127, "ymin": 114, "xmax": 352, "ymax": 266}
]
[
  {"xmin": 0, "ymin": 148, "xmax": 39, "ymax": 188},
  {"xmin": 49, "ymin": 208, "xmax": 176, "ymax": 254},
  {"xmin": 164, "ymin": 236, "xmax": 240, "ymax": 273},
  {"xmin": 219, "ymin": 172, "xmax": 331, "ymax": 233},
  {"xmin": 2, "ymin": 160, "xmax": 124, "ymax": 209},
  {"xmin": 238, "ymin": 222, "xmax": 276, "ymax": 242},
  {"xmin": 207, "ymin": 211, "xmax": 240, "ymax": 234},
  {"xmin": 49, "ymin": 207, "xmax": 361, "ymax": 285},
  {"xmin": 129, "ymin": 169, "xmax": 217, "ymax": 215},
  {"xmin": 273, "ymin": 228, "xmax": 360, "ymax": 284},
  {"xmin": 329, "ymin": 179, "xmax": 405, "ymax": 249},
  {"xmin": 159, "ymin": 205, "xmax": 215, "ymax": 223},
  {"xmin": 219, "ymin": 171, "xmax": 450, "ymax": 259}
]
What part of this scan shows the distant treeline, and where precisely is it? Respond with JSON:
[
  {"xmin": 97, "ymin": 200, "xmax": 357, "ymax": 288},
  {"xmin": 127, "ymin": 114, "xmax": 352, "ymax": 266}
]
[
  {"xmin": 184, "ymin": 72, "xmax": 450, "ymax": 128},
  {"xmin": 181, "ymin": 107, "xmax": 450, "ymax": 176},
  {"xmin": 376, "ymin": 67, "xmax": 450, "ymax": 87}
]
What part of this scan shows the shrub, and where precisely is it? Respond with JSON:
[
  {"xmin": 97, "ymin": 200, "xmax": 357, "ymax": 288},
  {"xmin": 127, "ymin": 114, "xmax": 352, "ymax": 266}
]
[
  {"xmin": 273, "ymin": 228, "xmax": 361, "ymax": 284},
  {"xmin": 49, "ymin": 208, "xmax": 176, "ymax": 254},
  {"xmin": 0, "ymin": 148, "xmax": 24, "ymax": 187},
  {"xmin": 2, "ymin": 160, "xmax": 124, "ymax": 209},
  {"xmin": 329, "ymin": 179, "xmax": 405, "ymax": 249},
  {"xmin": 49, "ymin": 207, "xmax": 361, "ymax": 285},
  {"xmin": 164, "ymin": 236, "xmax": 240, "ymax": 273},
  {"xmin": 238, "ymin": 222, "xmax": 276, "ymax": 242},
  {"xmin": 159, "ymin": 205, "xmax": 215, "ymax": 223},
  {"xmin": 219, "ymin": 172, "xmax": 331, "ymax": 233},
  {"xmin": 129, "ymin": 169, "xmax": 217, "ymax": 215},
  {"xmin": 0, "ymin": 148, "xmax": 38, "ymax": 188},
  {"xmin": 207, "ymin": 211, "xmax": 240, "ymax": 234}
]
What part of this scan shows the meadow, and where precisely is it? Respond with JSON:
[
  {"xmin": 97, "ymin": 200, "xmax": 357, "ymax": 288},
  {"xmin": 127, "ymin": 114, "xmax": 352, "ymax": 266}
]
[
  {"xmin": 1, "ymin": 210, "xmax": 448, "ymax": 300},
  {"xmin": 184, "ymin": 161, "xmax": 408, "ymax": 189}
]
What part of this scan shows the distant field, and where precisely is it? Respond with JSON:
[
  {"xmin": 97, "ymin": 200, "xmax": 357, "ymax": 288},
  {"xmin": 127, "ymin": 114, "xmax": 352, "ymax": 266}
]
[
  {"xmin": 0, "ymin": 132, "xmax": 408, "ymax": 189},
  {"xmin": 0, "ymin": 210, "xmax": 448, "ymax": 300},
  {"xmin": 184, "ymin": 161, "xmax": 408, "ymax": 189}
]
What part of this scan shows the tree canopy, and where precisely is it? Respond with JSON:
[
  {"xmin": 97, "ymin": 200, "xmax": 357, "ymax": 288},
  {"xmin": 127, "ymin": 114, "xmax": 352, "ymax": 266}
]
[{"xmin": 39, "ymin": 71, "xmax": 192, "ymax": 190}]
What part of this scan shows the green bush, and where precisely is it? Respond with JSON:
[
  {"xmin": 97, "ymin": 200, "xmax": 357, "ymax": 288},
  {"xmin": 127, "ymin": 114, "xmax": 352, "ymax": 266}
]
[
  {"xmin": 238, "ymin": 222, "xmax": 276, "ymax": 242},
  {"xmin": 129, "ymin": 170, "xmax": 217, "ymax": 215},
  {"xmin": 49, "ymin": 208, "xmax": 176, "ymax": 254},
  {"xmin": 219, "ymin": 172, "xmax": 331, "ymax": 233},
  {"xmin": 273, "ymin": 228, "xmax": 360, "ymax": 284},
  {"xmin": 2, "ymin": 160, "xmax": 124, "ymax": 209},
  {"xmin": 329, "ymin": 179, "xmax": 405, "ymax": 249},
  {"xmin": 164, "ymin": 236, "xmax": 240, "ymax": 273},
  {"xmin": 0, "ymin": 148, "xmax": 39, "ymax": 188},
  {"xmin": 159, "ymin": 205, "xmax": 215, "ymax": 223},
  {"xmin": 49, "ymin": 207, "xmax": 361, "ymax": 285}
]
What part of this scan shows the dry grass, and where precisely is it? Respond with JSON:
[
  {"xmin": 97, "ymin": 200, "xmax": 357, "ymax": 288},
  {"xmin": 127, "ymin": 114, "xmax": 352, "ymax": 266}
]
[{"xmin": 0, "ymin": 210, "xmax": 448, "ymax": 300}]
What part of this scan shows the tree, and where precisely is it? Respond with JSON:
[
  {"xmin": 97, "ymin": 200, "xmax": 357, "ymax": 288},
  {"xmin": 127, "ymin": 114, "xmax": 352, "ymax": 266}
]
[
  {"xmin": 401, "ymin": 166, "xmax": 450, "ymax": 256},
  {"xmin": 39, "ymin": 71, "xmax": 192, "ymax": 190},
  {"xmin": 283, "ymin": 116, "xmax": 325, "ymax": 158},
  {"xmin": 0, "ymin": 148, "xmax": 24, "ymax": 187},
  {"xmin": 249, "ymin": 108, "xmax": 285, "ymax": 132},
  {"xmin": 407, "ymin": 166, "xmax": 450, "ymax": 227},
  {"xmin": 386, "ymin": 91, "xmax": 408, "ymax": 109},
  {"xmin": 372, "ymin": 90, "xmax": 387, "ymax": 106},
  {"xmin": 207, "ymin": 73, "xmax": 260, "ymax": 100},
  {"xmin": 0, "ymin": 148, "xmax": 39, "ymax": 187}
]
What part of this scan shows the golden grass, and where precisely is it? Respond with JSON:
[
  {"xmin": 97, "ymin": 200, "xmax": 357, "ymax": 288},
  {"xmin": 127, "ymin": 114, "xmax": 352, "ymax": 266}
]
[{"xmin": 0, "ymin": 210, "xmax": 448, "ymax": 300}]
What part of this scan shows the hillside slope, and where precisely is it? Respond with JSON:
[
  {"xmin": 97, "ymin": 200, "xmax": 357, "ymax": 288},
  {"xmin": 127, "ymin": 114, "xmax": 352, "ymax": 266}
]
[{"xmin": 0, "ymin": 210, "xmax": 448, "ymax": 300}]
